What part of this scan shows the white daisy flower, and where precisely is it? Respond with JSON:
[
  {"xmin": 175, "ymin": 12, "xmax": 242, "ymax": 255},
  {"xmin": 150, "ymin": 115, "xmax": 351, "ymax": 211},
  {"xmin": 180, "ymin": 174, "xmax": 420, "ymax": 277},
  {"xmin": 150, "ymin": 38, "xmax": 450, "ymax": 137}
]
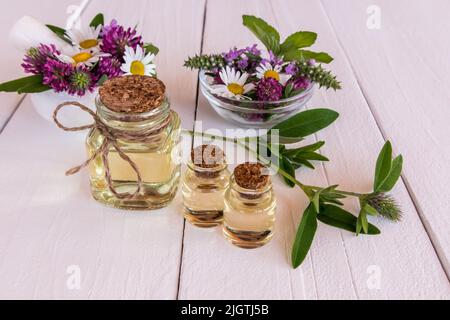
[
  {"xmin": 67, "ymin": 25, "xmax": 102, "ymax": 50},
  {"xmin": 58, "ymin": 46, "xmax": 108, "ymax": 67},
  {"xmin": 120, "ymin": 46, "xmax": 156, "ymax": 76},
  {"xmin": 211, "ymin": 66, "xmax": 254, "ymax": 100},
  {"xmin": 255, "ymin": 62, "xmax": 291, "ymax": 85}
]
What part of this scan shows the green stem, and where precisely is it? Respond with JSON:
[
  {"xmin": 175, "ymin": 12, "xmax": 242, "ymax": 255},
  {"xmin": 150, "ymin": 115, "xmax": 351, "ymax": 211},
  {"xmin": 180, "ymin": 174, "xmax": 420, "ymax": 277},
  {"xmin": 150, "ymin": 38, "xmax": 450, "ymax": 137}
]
[{"xmin": 181, "ymin": 129, "xmax": 361, "ymax": 199}]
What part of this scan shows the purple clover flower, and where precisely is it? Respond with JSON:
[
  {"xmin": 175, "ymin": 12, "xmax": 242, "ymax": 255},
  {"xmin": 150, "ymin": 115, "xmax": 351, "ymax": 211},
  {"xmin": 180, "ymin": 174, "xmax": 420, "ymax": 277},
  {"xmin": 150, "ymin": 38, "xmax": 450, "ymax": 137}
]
[
  {"xmin": 68, "ymin": 66, "xmax": 97, "ymax": 96},
  {"xmin": 42, "ymin": 59, "xmax": 74, "ymax": 93},
  {"xmin": 256, "ymin": 77, "xmax": 283, "ymax": 101},
  {"xmin": 22, "ymin": 44, "xmax": 60, "ymax": 75},
  {"xmin": 97, "ymin": 56, "xmax": 123, "ymax": 79},
  {"xmin": 100, "ymin": 20, "xmax": 143, "ymax": 60}
]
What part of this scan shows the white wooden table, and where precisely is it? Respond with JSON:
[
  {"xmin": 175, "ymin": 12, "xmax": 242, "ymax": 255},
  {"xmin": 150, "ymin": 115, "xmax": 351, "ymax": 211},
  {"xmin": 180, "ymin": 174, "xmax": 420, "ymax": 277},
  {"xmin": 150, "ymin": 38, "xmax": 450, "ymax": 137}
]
[{"xmin": 0, "ymin": 0, "xmax": 449, "ymax": 300}]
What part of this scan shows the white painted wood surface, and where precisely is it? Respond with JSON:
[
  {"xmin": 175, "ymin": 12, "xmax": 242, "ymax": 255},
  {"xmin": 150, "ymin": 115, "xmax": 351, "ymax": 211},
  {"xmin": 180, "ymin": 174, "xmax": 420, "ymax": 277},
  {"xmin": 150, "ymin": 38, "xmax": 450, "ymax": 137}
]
[{"xmin": 0, "ymin": 0, "xmax": 449, "ymax": 299}]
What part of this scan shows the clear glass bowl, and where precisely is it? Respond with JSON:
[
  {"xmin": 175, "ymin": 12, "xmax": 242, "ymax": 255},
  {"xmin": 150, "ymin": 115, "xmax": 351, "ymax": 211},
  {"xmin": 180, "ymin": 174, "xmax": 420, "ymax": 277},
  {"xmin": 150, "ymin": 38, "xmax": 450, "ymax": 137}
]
[{"xmin": 199, "ymin": 70, "xmax": 314, "ymax": 128}]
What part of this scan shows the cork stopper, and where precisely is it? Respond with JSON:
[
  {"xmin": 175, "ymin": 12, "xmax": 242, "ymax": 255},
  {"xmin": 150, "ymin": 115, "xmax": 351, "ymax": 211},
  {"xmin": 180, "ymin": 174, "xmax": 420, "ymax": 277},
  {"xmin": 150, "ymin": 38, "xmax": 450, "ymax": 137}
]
[
  {"xmin": 191, "ymin": 145, "xmax": 226, "ymax": 168},
  {"xmin": 234, "ymin": 162, "xmax": 270, "ymax": 190},
  {"xmin": 99, "ymin": 75, "xmax": 166, "ymax": 113}
]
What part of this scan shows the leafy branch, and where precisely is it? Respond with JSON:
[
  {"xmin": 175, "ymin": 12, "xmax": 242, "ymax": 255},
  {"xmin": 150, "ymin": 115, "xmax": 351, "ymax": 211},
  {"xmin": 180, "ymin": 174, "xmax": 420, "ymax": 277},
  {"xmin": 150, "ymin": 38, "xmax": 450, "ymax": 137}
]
[{"xmin": 182, "ymin": 108, "xmax": 403, "ymax": 269}]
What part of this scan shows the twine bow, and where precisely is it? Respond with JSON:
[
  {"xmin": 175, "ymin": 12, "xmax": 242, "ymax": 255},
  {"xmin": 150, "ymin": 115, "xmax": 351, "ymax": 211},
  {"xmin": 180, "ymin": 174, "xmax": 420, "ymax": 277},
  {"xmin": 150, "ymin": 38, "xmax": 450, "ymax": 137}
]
[{"xmin": 53, "ymin": 101, "xmax": 171, "ymax": 200}]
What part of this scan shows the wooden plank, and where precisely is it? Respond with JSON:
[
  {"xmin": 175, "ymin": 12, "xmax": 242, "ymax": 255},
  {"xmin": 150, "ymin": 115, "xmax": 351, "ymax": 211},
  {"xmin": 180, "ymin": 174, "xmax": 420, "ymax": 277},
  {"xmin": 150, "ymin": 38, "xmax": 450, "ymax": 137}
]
[
  {"xmin": 178, "ymin": 0, "xmax": 450, "ymax": 299},
  {"xmin": 0, "ymin": 0, "xmax": 86, "ymax": 128},
  {"xmin": 83, "ymin": 0, "xmax": 205, "ymax": 126},
  {"xmin": 0, "ymin": 0, "xmax": 205, "ymax": 299},
  {"xmin": 320, "ymin": 0, "xmax": 450, "ymax": 275}
]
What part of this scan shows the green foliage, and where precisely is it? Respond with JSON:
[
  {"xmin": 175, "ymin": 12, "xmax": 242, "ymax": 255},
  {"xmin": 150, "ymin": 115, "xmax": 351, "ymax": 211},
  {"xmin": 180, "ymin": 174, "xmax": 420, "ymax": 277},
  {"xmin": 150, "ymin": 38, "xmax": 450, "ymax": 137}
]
[
  {"xmin": 144, "ymin": 43, "xmax": 160, "ymax": 55},
  {"xmin": 270, "ymin": 108, "xmax": 339, "ymax": 139},
  {"xmin": 317, "ymin": 205, "xmax": 381, "ymax": 235},
  {"xmin": 373, "ymin": 141, "xmax": 403, "ymax": 193},
  {"xmin": 292, "ymin": 204, "xmax": 317, "ymax": 268},
  {"xmin": 46, "ymin": 24, "xmax": 71, "ymax": 44},
  {"xmin": 280, "ymin": 31, "xmax": 317, "ymax": 54},
  {"xmin": 90, "ymin": 13, "xmax": 104, "ymax": 28},
  {"xmin": 362, "ymin": 193, "xmax": 402, "ymax": 221},
  {"xmin": 242, "ymin": 15, "xmax": 280, "ymax": 54},
  {"xmin": 184, "ymin": 54, "xmax": 226, "ymax": 70},
  {"xmin": 281, "ymin": 141, "xmax": 329, "ymax": 173},
  {"xmin": 0, "ymin": 75, "xmax": 50, "ymax": 94},
  {"xmin": 296, "ymin": 61, "xmax": 341, "ymax": 90}
]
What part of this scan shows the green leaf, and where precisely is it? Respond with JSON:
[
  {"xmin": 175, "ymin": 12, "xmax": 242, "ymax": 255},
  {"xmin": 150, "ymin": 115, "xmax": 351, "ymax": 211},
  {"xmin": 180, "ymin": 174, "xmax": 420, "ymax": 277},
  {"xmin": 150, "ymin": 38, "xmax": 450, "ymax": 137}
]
[
  {"xmin": 356, "ymin": 214, "xmax": 362, "ymax": 235},
  {"xmin": 17, "ymin": 82, "xmax": 50, "ymax": 93},
  {"xmin": 90, "ymin": 13, "xmax": 104, "ymax": 28},
  {"xmin": 144, "ymin": 43, "xmax": 160, "ymax": 55},
  {"xmin": 296, "ymin": 151, "xmax": 329, "ymax": 161},
  {"xmin": 242, "ymin": 15, "xmax": 280, "ymax": 54},
  {"xmin": 277, "ymin": 136, "xmax": 305, "ymax": 144},
  {"xmin": 0, "ymin": 75, "xmax": 44, "ymax": 92},
  {"xmin": 288, "ymin": 141, "xmax": 325, "ymax": 153},
  {"xmin": 374, "ymin": 141, "xmax": 393, "ymax": 192},
  {"xmin": 292, "ymin": 204, "xmax": 318, "ymax": 268},
  {"xmin": 270, "ymin": 108, "xmax": 339, "ymax": 139},
  {"xmin": 363, "ymin": 204, "xmax": 379, "ymax": 216},
  {"xmin": 298, "ymin": 50, "xmax": 334, "ymax": 63},
  {"xmin": 378, "ymin": 155, "xmax": 403, "ymax": 192},
  {"xmin": 280, "ymin": 31, "xmax": 317, "ymax": 54},
  {"xmin": 280, "ymin": 156, "xmax": 296, "ymax": 188},
  {"xmin": 312, "ymin": 190, "xmax": 322, "ymax": 213},
  {"xmin": 283, "ymin": 49, "xmax": 333, "ymax": 64},
  {"xmin": 46, "ymin": 24, "xmax": 72, "ymax": 44},
  {"xmin": 359, "ymin": 210, "xmax": 369, "ymax": 234},
  {"xmin": 317, "ymin": 204, "xmax": 381, "ymax": 235},
  {"xmin": 291, "ymin": 159, "xmax": 314, "ymax": 170}
]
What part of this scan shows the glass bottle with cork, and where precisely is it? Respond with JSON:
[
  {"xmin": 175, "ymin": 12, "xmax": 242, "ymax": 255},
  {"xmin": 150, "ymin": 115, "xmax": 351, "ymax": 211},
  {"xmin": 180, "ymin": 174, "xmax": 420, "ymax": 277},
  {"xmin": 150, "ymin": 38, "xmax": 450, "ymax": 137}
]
[
  {"xmin": 223, "ymin": 162, "xmax": 276, "ymax": 248},
  {"xmin": 85, "ymin": 75, "xmax": 181, "ymax": 210},
  {"xmin": 182, "ymin": 144, "xmax": 230, "ymax": 227}
]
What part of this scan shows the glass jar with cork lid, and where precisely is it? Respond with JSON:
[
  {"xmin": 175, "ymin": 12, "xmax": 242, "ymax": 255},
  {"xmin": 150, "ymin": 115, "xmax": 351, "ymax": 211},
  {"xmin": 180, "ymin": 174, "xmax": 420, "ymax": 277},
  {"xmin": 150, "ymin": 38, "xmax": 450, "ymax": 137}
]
[
  {"xmin": 182, "ymin": 144, "xmax": 230, "ymax": 227},
  {"xmin": 223, "ymin": 162, "xmax": 276, "ymax": 248},
  {"xmin": 85, "ymin": 75, "xmax": 181, "ymax": 210}
]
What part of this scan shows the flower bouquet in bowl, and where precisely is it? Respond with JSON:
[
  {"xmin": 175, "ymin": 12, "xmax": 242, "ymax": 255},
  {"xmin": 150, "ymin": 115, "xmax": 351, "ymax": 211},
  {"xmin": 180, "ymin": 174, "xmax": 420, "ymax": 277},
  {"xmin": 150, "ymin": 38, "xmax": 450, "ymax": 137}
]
[
  {"xmin": 185, "ymin": 15, "xmax": 341, "ymax": 128},
  {"xmin": 0, "ymin": 13, "xmax": 159, "ymax": 125}
]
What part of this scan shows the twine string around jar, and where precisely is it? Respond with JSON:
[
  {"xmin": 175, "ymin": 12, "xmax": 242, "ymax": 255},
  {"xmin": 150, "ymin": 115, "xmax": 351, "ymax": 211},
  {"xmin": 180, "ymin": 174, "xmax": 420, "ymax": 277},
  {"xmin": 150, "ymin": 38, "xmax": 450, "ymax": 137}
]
[{"xmin": 53, "ymin": 101, "xmax": 171, "ymax": 200}]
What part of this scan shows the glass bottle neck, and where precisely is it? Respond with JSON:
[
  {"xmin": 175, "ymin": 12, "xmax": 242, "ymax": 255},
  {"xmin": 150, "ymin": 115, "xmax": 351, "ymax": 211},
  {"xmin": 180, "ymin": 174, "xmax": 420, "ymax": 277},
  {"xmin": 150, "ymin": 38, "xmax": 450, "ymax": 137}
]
[
  {"xmin": 229, "ymin": 175, "xmax": 272, "ymax": 201},
  {"xmin": 188, "ymin": 161, "xmax": 228, "ymax": 178},
  {"xmin": 95, "ymin": 95, "xmax": 171, "ymax": 132}
]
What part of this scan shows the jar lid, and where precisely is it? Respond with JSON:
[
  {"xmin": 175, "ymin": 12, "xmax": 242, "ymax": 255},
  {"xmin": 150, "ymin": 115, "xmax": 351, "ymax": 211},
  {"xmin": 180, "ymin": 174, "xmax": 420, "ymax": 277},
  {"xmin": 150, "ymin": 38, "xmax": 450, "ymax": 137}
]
[
  {"xmin": 191, "ymin": 144, "xmax": 226, "ymax": 168},
  {"xmin": 234, "ymin": 162, "xmax": 270, "ymax": 190},
  {"xmin": 99, "ymin": 75, "xmax": 166, "ymax": 113}
]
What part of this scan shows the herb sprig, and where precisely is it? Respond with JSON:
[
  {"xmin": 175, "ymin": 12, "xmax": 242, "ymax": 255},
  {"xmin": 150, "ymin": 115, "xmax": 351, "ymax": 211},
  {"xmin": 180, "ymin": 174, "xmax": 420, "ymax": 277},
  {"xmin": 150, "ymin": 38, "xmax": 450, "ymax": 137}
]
[
  {"xmin": 183, "ymin": 109, "xmax": 403, "ymax": 269},
  {"xmin": 185, "ymin": 15, "xmax": 341, "ymax": 91}
]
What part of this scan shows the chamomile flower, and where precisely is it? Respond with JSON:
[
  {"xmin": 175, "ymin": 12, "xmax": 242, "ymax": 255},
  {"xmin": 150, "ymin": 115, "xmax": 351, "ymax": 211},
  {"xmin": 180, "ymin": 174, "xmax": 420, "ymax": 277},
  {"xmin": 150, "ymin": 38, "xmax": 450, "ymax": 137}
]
[
  {"xmin": 211, "ymin": 66, "xmax": 254, "ymax": 100},
  {"xmin": 255, "ymin": 62, "xmax": 291, "ymax": 85},
  {"xmin": 120, "ymin": 46, "xmax": 156, "ymax": 76},
  {"xmin": 58, "ymin": 46, "xmax": 108, "ymax": 67},
  {"xmin": 67, "ymin": 25, "xmax": 102, "ymax": 50}
]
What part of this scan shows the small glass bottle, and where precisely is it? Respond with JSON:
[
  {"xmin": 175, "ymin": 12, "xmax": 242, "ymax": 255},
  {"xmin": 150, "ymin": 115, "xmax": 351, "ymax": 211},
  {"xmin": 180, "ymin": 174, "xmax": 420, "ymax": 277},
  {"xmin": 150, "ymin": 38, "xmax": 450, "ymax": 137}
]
[
  {"xmin": 182, "ymin": 145, "xmax": 230, "ymax": 227},
  {"xmin": 86, "ymin": 75, "xmax": 181, "ymax": 210},
  {"xmin": 223, "ymin": 163, "xmax": 276, "ymax": 248}
]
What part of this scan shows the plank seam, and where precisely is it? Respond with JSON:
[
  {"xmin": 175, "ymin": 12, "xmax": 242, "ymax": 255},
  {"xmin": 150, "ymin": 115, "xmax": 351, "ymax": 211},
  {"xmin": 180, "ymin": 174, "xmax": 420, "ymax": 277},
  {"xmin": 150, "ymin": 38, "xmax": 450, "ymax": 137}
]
[
  {"xmin": 318, "ymin": 0, "xmax": 450, "ymax": 282},
  {"xmin": 0, "ymin": 95, "xmax": 26, "ymax": 135},
  {"xmin": 176, "ymin": 0, "xmax": 209, "ymax": 300}
]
